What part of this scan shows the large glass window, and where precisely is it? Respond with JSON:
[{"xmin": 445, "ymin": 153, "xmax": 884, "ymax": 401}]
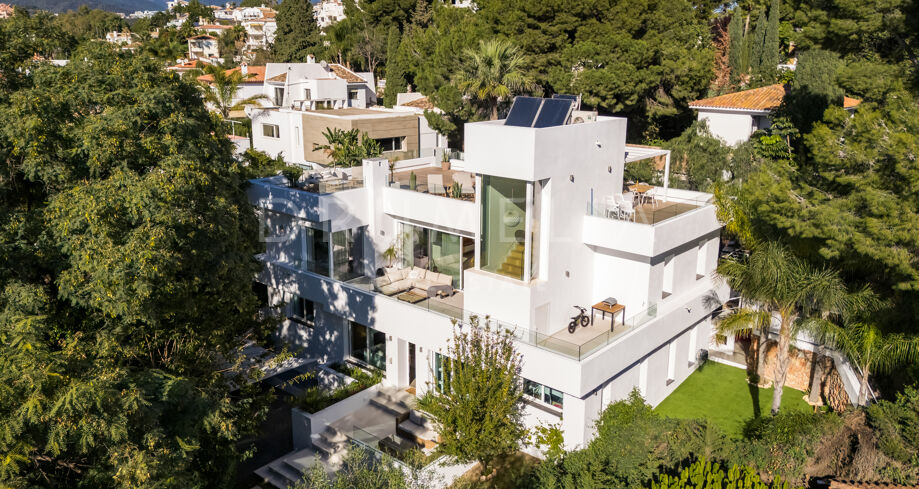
[
  {"xmin": 375, "ymin": 136, "xmax": 404, "ymax": 152},
  {"xmin": 350, "ymin": 322, "xmax": 385, "ymax": 371},
  {"xmin": 332, "ymin": 227, "xmax": 365, "ymax": 281},
  {"xmin": 523, "ymin": 379, "xmax": 564, "ymax": 409},
  {"xmin": 480, "ymin": 176, "xmax": 527, "ymax": 280},
  {"xmin": 434, "ymin": 352, "xmax": 452, "ymax": 393},
  {"xmin": 399, "ymin": 223, "xmax": 465, "ymax": 288},
  {"xmin": 304, "ymin": 226, "xmax": 330, "ymax": 277},
  {"xmin": 262, "ymin": 123, "xmax": 279, "ymax": 138},
  {"xmin": 273, "ymin": 87, "xmax": 284, "ymax": 106}
]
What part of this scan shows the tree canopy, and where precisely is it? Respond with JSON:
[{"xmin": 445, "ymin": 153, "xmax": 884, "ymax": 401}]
[
  {"xmin": 272, "ymin": 0, "xmax": 323, "ymax": 63},
  {"xmin": 0, "ymin": 42, "xmax": 270, "ymax": 488}
]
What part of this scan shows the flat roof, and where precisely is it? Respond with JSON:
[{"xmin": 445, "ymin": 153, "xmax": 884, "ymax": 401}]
[{"xmin": 301, "ymin": 107, "xmax": 415, "ymax": 120}]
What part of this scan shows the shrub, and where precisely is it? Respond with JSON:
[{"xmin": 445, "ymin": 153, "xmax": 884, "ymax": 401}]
[
  {"xmin": 295, "ymin": 364, "xmax": 383, "ymax": 413},
  {"xmin": 650, "ymin": 458, "xmax": 802, "ymax": 489},
  {"xmin": 738, "ymin": 411, "xmax": 842, "ymax": 483}
]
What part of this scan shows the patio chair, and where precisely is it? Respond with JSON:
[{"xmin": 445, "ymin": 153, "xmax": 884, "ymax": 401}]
[
  {"xmin": 427, "ymin": 174, "xmax": 445, "ymax": 195},
  {"xmin": 618, "ymin": 196, "xmax": 636, "ymax": 222},
  {"xmin": 452, "ymin": 172, "xmax": 475, "ymax": 195},
  {"xmin": 604, "ymin": 195, "xmax": 619, "ymax": 218}
]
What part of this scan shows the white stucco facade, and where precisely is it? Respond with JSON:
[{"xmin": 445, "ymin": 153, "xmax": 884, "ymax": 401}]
[
  {"xmin": 694, "ymin": 108, "xmax": 772, "ymax": 146},
  {"xmin": 249, "ymin": 111, "xmax": 728, "ymax": 450}
]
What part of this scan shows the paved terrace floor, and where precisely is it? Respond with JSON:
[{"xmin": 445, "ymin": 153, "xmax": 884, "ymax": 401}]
[{"xmin": 542, "ymin": 314, "xmax": 630, "ymax": 358}]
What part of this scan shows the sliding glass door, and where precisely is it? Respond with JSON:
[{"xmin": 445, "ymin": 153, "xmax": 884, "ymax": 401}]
[
  {"xmin": 350, "ymin": 322, "xmax": 385, "ymax": 371},
  {"xmin": 399, "ymin": 223, "xmax": 465, "ymax": 288},
  {"xmin": 332, "ymin": 227, "xmax": 365, "ymax": 281}
]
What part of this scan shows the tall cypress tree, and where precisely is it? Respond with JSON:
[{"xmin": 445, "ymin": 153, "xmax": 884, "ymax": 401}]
[
  {"xmin": 762, "ymin": 0, "xmax": 781, "ymax": 76},
  {"xmin": 728, "ymin": 13, "xmax": 744, "ymax": 84},
  {"xmin": 383, "ymin": 25, "xmax": 406, "ymax": 107},
  {"xmin": 751, "ymin": 8, "xmax": 767, "ymax": 76},
  {"xmin": 272, "ymin": 0, "xmax": 322, "ymax": 63}
]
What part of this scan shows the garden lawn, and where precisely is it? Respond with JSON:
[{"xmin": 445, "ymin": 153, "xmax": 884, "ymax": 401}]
[{"xmin": 654, "ymin": 361, "xmax": 812, "ymax": 438}]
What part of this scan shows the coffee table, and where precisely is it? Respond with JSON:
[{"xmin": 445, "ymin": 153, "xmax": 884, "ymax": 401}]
[{"xmin": 397, "ymin": 290, "xmax": 427, "ymax": 304}]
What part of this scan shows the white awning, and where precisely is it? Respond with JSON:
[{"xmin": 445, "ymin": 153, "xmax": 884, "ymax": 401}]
[{"xmin": 624, "ymin": 145, "xmax": 670, "ymax": 163}]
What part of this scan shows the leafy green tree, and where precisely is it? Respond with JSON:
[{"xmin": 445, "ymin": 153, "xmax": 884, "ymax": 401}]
[
  {"xmin": 417, "ymin": 317, "xmax": 526, "ymax": 477},
  {"xmin": 456, "ymin": 38, "xmax": 533, "ymax": 120},
  {"xmin": 55, "ymin": 5, "xmax": 126, "ymax": 41},
  {"xmin": 383, "ymin": 25, "xmax": 406, "ymax": 107},
  {"xmin": 868, "ymin": 385, "xmax": 919, "ymax": 474},
  {"xmin": 312, "ymin": 127, "xmax": 383, "ymax": 167},
  {"xmin": 649, "ymin": 457, "xmax": 802, "ymax": 489},
  {"xmin": 536, "ymin": 391, "xmax": 733, "ymax": 488},
  {"xmin": 0, "ymin": 9, "xmax": 74, "ymax": 94},
  {"xmin": 751, "ymin": 8, "xmax": 767, "ymax": 78},
  {"xmin": 173, "ymin": 0, "xmax": 215, "ymax": 22},
  {"xmin": 0, "ymin": 42, "xmax": 269, "ymax": 488},
  {"xmin": 716, "ymin": 242, "xmax": 849, "ymax": 414},
  {"xmin": 194, "ymin": 62, "xmax": 268, "ymax": 118},
  {"xmin": 218, "ymin": 24, "xmax": 247, "ymax": 63},
  {"xmin": 664, "ymin": 121, "xmax": 733, "ymax": 191},
  {"xmin": 784, "ymin": 49, "xmax": 843, "ymax": 133},
  {"xmin": 273, "ymin": 0, "xmax": 322, "ymax": 62},
  {"xmin": 762, "ymin": 0, "xmax": 780, "ymax": 73}
]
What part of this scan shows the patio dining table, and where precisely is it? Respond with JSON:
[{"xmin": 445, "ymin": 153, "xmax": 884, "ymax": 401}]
[{"xmin": 628, "ymin": 183, "xmax": 654, "ymax": 205}]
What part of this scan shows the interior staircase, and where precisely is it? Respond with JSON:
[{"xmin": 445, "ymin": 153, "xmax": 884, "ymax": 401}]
[{"xmin": 497, "ymin": 242, "xmax": 525, "ymax": 277}]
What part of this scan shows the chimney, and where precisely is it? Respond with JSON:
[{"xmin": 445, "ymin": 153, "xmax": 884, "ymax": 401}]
[
  {"xmin": 306, "ymin": 54, "xmax": 316, "ymax": 64},
  {"xmin": 241, "ymin": 62, "xmax": 248, "ymax": 75}
]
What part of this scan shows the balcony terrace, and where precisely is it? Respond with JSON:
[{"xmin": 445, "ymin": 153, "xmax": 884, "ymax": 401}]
[{"xmin": 389, "ymin": 165, "xmax": 475, "ymax": 201}]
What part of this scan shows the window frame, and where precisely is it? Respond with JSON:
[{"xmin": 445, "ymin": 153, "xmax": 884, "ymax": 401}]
[
  {"xmin": 262, "ymin": 123, "xmax": 280, "ymax": 139},
  {"xmin": 523, "ymin": 379, "xmax": 564, "ymax": 410},
  {"xmin": 289, "ymin": 296, "xmax": 315, "ymax": 326}
]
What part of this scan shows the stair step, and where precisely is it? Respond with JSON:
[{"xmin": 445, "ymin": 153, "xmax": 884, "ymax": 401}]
[
  {"xmin": 269, "ymin": 463, "xmax": 301, "ymax": 484},
  {"xmin": 504, "ymin": 255, "xmax": 524, "ymax": 266},
  {"xmin": 254, "ymin": 467, "xmax": 292, "ymax": 489},
  {"xmin": 312, "ymin": 436, "xmax": 343, "ymax": 456}
]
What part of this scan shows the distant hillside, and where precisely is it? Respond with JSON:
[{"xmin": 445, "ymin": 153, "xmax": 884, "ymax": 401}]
[{"xmin": 5, "ymin": 0, "xmax": 225, "ymax": 14}]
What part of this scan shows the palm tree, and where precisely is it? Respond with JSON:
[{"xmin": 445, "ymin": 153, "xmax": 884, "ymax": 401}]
[
  {"xmin": 312, "ymin": 127, "xmax": 382, "ymax": 168},
  {"xmin": 456, "ymin": 39, "xmax": 534, "ymax": 120},
  {"xmin": 817, "ymin": 317, "xmax": 919, "ymax": 405},
  {"xmin": 716, "ymin": 242, "xmax": 849, "ymax": 415},
  {"xmin": 194, "ymin": 62, "xmax": 267, "ymax": 119}
]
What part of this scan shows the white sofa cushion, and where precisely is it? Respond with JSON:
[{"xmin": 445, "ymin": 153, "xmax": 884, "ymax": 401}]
[{"xmin": 407, "ymin": 267, "xmax": 426, "ymax": 280}]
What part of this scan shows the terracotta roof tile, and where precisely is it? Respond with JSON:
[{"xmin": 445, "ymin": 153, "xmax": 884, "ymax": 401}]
[
  {"xmin": 197, "ymin": 65, "xmax": 266, "ymax": 84},
  {"xmin": 401, "ymin": 96, "xmax": 434, "ymax": 110},
  {"xmin": 690, "ymin": 84, "xmax": 863, "ymax": 112},
  {"xmin": 329, "ymin": 64, "xmax": 367, "ymax": 83},
  {"xmin": 844, "ymin": 96, "xmax": 862, "ymax": 109},
  {"xmin": 689, "ymin": 84, "xmax": 787, "ymax": 111}
]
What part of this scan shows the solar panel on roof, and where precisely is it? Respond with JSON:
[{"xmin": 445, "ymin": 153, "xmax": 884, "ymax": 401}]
[
  {"xmin": 533, "ymin": 98, "xmax": 574, "ymax": 128},
  {"xmin": 552, "ymin": 94, "xmax": 581, "ymax": 110},
  {"xmin": 504, "ymin": 96, "xmax": 542, "ymax": 127}
]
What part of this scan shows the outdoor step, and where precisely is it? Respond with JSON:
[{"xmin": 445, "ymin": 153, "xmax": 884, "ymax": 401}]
[
  {"xmin": 268, "ymin": 463, "xmax": 301, "ymax": 484},
  {"xmin": 504, "ymin": 255, "xmax": 524, "ymax": 266},
  {"xmin": 282, "ymin": 460, "xmax": 307, "ymax": 477},
  {"xmin": 312, "ymin": 436, "xmax": 343, "ymax": 456},
  {"xmin": 321, "ymin": 426, "xmax": 348, "ymax": 443},
  {"xmin": 254, "ymin": 467, "xmax": 291, "ymax": 489}
]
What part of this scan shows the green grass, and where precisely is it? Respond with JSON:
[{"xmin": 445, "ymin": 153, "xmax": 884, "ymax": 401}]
[{"xmin": 654, "ymin": 361, "xmax": 812, "ymax": 438}]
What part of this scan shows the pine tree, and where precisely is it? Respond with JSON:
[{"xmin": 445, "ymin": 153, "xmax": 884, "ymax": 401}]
[
  {"xmin": 728, "ymin": 13, "xmax": 744, "ymax": 84},
  {"xmin": 273, "ymin": 0, "xmax": 322, "ymax": 62},
  {"xmin": 383, "ymin": 25, "xmax": 406, "ymax": 107}
]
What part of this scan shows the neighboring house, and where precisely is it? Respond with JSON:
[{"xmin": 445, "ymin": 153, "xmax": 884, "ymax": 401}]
[
  {"xmin": 105, "ymin": 30, "xmax": 133, "ymax": 44},
  {"xmin": 166, "ymin": 0, "xmax": 188, "ymax": 11},
  {"xmin": 0, "ymin": 3, "xmax": 14, "ymax": 18},
  {"xmin": 233, "ymin": 6, "xmax": 266, "ymax": 22},
  {"xmin": 166, "ymin": 60, "xmax": 199, "ymax": 77},
  {"xmin": 448, "ymin": 0, "xmax": 476, "ymax": 7},
  {"xmin": 196, "ymin": 63, "xmax": 267, "ymax": 115},
  {"xmin": 394, "ymin": 93, "xmax": 449, "ymax": 156},
  {"xmin": 167, "ymin": 13, "xmax": 189, "ymax": 28},
  {"xmin": 313, "ymin": 0, "xmax": 345, "ymax": 28},
  {"xmin": 242, "ymin": 17, "xmax": 277, "ymax": 51},
  {"xmin": 197, "ymin": 23, "xmax": 233, "ymax": 36},
  {"xmin": 248, "ymin": 61, "xmax": 393, "ymax": 164},
  {"xmin": 689, "ymin": 84, "xmax": 861, "ymax": 146},
  {"xmin": 248, "ymin": 97, "xmax": 726, "ymax": 449},
  {"xmin": 187, "ymin": 34, "xmax": 220, "ymax": 61}
]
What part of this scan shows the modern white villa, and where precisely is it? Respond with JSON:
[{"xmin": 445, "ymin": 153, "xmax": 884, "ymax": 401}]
[{"xmin": 248, "ymin": 96, "xmax": 728, "ymax": 460}]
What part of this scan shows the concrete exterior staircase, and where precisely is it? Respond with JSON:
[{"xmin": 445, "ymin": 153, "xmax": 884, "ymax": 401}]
[
  {"xmin": 254, "ymin": 447, "xmax": 321, "ymax": 488},
  {"xmin": 498, "ymin": 242, "xmax": 525, "ymax": 277}
]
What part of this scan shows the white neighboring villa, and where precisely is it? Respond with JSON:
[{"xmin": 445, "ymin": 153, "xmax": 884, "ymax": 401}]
[
  {"xmin": 248, "ymin": 96, "xmax": 728, "ymax": 452},
  {"xmin": 689, "ymin": 84, "xmax": 861, "ymax": 146},
  {"xmin": 187, "ymin": 34, "xmax": 220, "ymax": 61},
  {"xmin": 314, "ymin": 0, "xmax": 345, "ymax": 28}
]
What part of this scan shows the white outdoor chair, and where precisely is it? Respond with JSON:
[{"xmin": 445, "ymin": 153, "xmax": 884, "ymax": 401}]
[
  {"xmin": 604, "ymin": 196, "xmax": 619, "ymax": 218},
  {"xmin": 427, "ymin": 174, "xmax": 445, "ymax": 195},
  {"xmin": 618, "ymin": 195, "xmax": 635, "ymax": 221}
]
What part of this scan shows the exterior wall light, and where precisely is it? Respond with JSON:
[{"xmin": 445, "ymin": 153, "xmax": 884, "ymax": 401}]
[{"xmin": 569, "ymin": 175, "xmax": 575, "ymax": 182}]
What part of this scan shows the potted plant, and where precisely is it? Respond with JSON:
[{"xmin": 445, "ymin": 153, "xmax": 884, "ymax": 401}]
[
  {"xmin": 441, "ymin": 151, "xmax": 451, "ymax": 171},
  {"xmin": 382, "ymin": 243, "xmax": 398, "ymax": 267},
  {"xmin": 409, "ymin": 171, "xmax": 417, "ymax": 191},
  {"xmin": 451, "ymin": 182, "xmax": 463, "ymax": 199},
  {"xmin": 282, "ymin": 166, "xmax": 303, "ymax": 188}
]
